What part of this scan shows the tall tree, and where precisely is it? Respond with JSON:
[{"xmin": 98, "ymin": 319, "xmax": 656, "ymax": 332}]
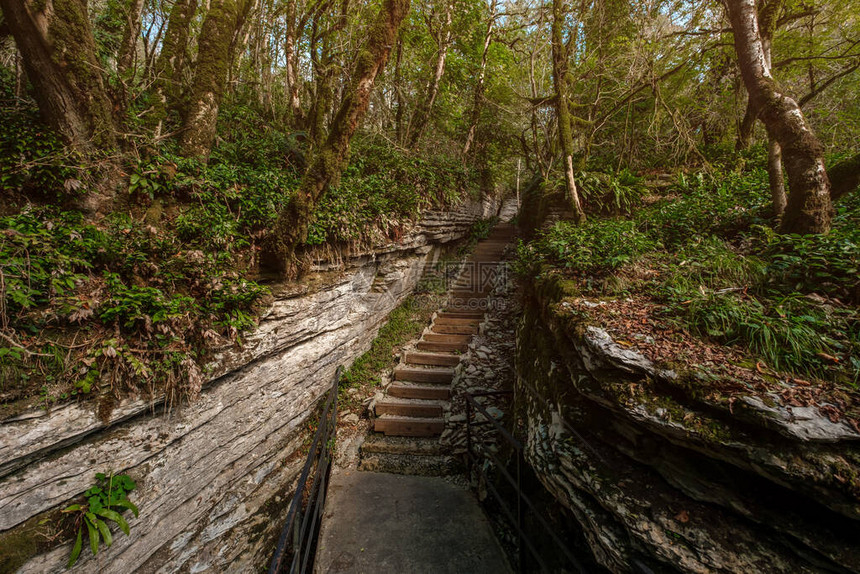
[
  {"xmin": 407, "ymin": 0, "xmax": 453, "ymax": 149},
  {"xmin": 725, "ymin": 0, "xmax": 832, "ymax": 234},
  {"xmin": 0, "ymin": 0, "xmax": 116, "ymax": 151},
  {"xmin": 551, "ymin": 0, "xmax": 585, "ymax": 223},
  {"xmin": 462, "ymin": 0, "xmax": 497, "ymax": 158},
  {"xmin": 266, "ymin": 0, "xmax": 412, "ymax": 272},
  {"xmin": 179, "ymin": 0, "xmax": 255, "ymax": 158},
  {"xmin": 152, "ymin": 0, "xmax": 199, "ymax": 136}
]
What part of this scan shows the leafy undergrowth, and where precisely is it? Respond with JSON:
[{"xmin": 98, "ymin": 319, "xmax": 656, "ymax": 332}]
[
  {"xmin": 518, "ymin": 165, "xmax": 860, "ymax": 429},
  {"xmin": 0, "ymin": 101, "xmax": 478, "ymax": 413}
]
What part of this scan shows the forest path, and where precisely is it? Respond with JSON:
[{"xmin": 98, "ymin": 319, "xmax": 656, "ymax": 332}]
[{"xmin": 314, "ymin": 220, "xmax": 518, "ymax": 573}]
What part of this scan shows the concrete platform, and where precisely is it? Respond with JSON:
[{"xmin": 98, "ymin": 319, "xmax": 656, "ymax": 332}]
[{"xmin": 314, "ymin": 470, "xmax": 512, "ymax": 574}]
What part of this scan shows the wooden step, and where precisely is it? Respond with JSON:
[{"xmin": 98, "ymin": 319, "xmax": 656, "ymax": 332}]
[
  {"xmin": 422, "ymin": 332, "xmax": 472, "ymax": 343},
  {"xmin": 394, "ymin": 366, "xmax": 454, "ymax": 384},
  {"xmin": 431, "ymin": 323, "xmax": 478, "ymax": 335},
  {"xmin": 388, "ymin": 382, "xmax": 451, "ymax": 400},
  {"xmin": 447, "ymin": 297, "xmax": 486, "ymax": 307},
  {"xmin": 433, "ymin": 316, "xmax": 480, "ymax": 326},
  {"xmin": 417, "ymin": 340, "xmax": 468, "ymax": 353},
  {"xmin": 404, "ymin": 352, "xmax": 461, "ymax": 367},
  {"xmin": 435, "ymin": 312, "xmax": 484, "ymax": 321},
  {"xmin": 376, "ymin": 399, "xmax": 444, "ymax": 418},
  {"xmin": 374, "ymin": 415, "xmax": 444, "ymax": 437},
  {"xmin": 450, "ymin": 290, "xmax": 490, "ymax": 298}
]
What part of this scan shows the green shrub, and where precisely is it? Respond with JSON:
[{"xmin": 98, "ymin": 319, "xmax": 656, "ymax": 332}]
[{"xmin": 522, "ymin": 219, "xmax": 658, "ymax": 276}]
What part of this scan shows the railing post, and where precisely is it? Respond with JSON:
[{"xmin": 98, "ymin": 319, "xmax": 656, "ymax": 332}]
[
  {"xmin": 517, "ymin": 452, "xmax": 524, "ymax": 574},
  {"xmin": 465, "ymin": 398, "xmax": 473, "ymax": 479}
]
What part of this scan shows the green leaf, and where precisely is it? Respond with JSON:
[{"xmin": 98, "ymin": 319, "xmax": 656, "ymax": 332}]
[
  {"xmin": 113, "ymin": 499, "xmax": 139, "ymax": 518},
  {"xmin": 62, "ymin": 504, "xmax": 82, "ymax": 513},
  {"xmin": 84, "ymin": 515, "xmax": 99, "ymax": 556},
  {"xmin": 97, "ymin": 508, "xmax": 130, "ymax": 535},
  {"xmin": 95, "ymin": 517, "xmax": 112, "ymax": 547},
  {"xmin": 67, "ymin": 527, "xmax": 83, "ymax": 568}
]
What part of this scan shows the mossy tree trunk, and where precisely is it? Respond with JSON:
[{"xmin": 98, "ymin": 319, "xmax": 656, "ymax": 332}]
[
  {"xmin": 407, "ymin": 0, "xmax": 453, "ymax": 149},
  {"xmin": 829, "ymin": 152, "xmax": 860, "ymax": 202},
  {"xmin": 0, "ymin": 0, "xmax": 116, "ymax": 152},
  {"xmin": 283, "ymin": 0, "xmax": 304, "ymax": 128},
  {"xmin": 726, "ymin": 0, "xmax": 831, "ymax": 234},
  {"xmin": 551, "ymin": 0, "xmax": 585, "ymax": 224},
  {"xmin": 117, "ymin": 0, "xmax": 146, "ymax": 80},
  {"xmin": 462, "ymin": 0, "xmax": 496, "ymax": 159},
  {"xmin": 265, "ymin": 0, "xmax": 412, "ymax": 273},
  {"xmin": 726, "ymin": 0, "xmax": 832, "ymax": 233},
  {"xmin": 152, "ymin": 0, "xmax": 199, "ymax": 136},
  {"xmin": 179, "ymin": 0, "xmax": 254, "ymax": 159}
]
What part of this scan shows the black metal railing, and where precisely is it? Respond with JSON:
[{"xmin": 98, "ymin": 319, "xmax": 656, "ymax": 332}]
[
  {"xmin": 269, "ymin": 366, "xmax": 341, "ymax": 574},
  {"xmin": 464, "ymin": 390, "xmax": 586, "ymax": 574}
]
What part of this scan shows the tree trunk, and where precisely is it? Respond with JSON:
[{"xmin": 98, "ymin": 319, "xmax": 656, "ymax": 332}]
[
  {"xmin": 0, "ymin": 0, "xmax": 116, "ymax": 152},
  {"xmin": 118, "ymin": 0, "xmax": 146, "ymax": 80},
  {"xmin": 152, "ymin": 0, "xmax": 198, "ymax": 135},
  {"xmin": 407, "ymin": 0, "xmax": 453, "ymax": 149},
  {"xmin": 829, "ymin": 152, "xmax": 860, "ymax": 202},
  {"xmin": 179, "ymin": 0, "xmax": 254, "ymax": 159},
  {"xmin": 265, "ymin": 0, "xmax": 411, "ymax": 273},
  {"xmin": 551, "ymin": 0, "xmax": 585, "ymax": 223},
  {"xmin": 737, "ymin": 99, "xmax": 756, "ymax": 150},
  {"xmin": 768, "ymin": 139, "xmax": 787, "ymax": 218},
  {"xmin": 462, "ymin": 0, "xmax": 496, "ymax": 158},
  {"xmin": 394, "ymin": 35, "xmax": 405, "ymax": 143},
  {"xmin": 284, "ymin": 0, "xmax": 304, "ymax": 127},
  {"xmin": 725, "ymin": 0, "xmax": 831, "ymax": 234}
]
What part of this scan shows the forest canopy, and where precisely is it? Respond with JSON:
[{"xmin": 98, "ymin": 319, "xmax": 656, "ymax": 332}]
[{"xmin": 0, "ymin": 0, "xmax": 858, "ymax": 408}]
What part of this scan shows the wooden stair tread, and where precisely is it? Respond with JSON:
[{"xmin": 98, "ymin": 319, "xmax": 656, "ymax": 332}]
[
  {"xmin": 376, "ymin": 399, "xmax": 444, "ymax": 418},
  {"xmin": 393, "ymin": 366, "xmax": 454, "ymax": 383},
  {"xmin": 430, "ymin": 323, "xmax": 478, "ymax": 335},
  {"xmin": 417, "ymin": 340, "xmax": 468, "ymax": 353},
  {"xmin": 388, "ymin": 382, "xmax": 451, "ymax": 400},
  {"xmin": 404, "ymin": 351, "xmax": 461, "ymax": 367},
  {"xmin": 422, "ymin": 332, "xmax": 472, "ymax": 343},
  {"xmin": 374, "ymin": 415, "xmax": 444, "ymax": 437}
]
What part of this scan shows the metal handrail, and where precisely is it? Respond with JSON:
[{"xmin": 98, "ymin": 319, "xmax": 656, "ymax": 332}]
[
  {"xmin": 464, "ymin": 391, "xmax": 586, "ymax": 574},
  {"xmin": 269, "ymin": 366, "xmax": 341, "ymax": 574}
]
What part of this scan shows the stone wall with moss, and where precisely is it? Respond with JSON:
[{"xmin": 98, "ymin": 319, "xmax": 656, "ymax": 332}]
[{"xmin": 514, "ymin": 274, "xmax": 860, "ymax": 572}]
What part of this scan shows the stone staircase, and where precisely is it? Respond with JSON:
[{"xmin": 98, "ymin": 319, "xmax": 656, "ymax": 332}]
[{"xmin": 360, "ymin": 223, "xmax": 516, "ymax": 475}]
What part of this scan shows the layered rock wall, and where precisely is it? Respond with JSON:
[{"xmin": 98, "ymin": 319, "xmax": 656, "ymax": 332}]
[
  {"xmin": 0, "ymin": 199, "xmax": 499, "ymax": 573},
  {"xmin": 515, "ymin": 279, "xmax": 860, "ymax": 573}
]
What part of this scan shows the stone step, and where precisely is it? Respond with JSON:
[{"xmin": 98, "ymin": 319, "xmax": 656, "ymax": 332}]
[
  {"xmin": 416, "ymin": 340, "xmax": 468, "ymax": 353},
  {"xmin": 403, "ymin": 352, "xmax": 461, "ymax": 367},
  {"xmin": 422, "ymin": 332, "xmax": 473, "ymax": 343},
  {"xmin": 433, "ymin": 316, "xmax": 481, "ymax": 326},
  {"xmin": 361, "ymin": 434, "xmax": 446, "ymax": 456},
  {"xmin": 393, "ymin": 366, "xmax": 454, "ymax": 384},
  {"xmin": 431, "ymin": 323, "xmax": 478, "ymax": 335},
  {"xmin": 359, "ymin": 452, "xmax": 459, "ymax": 476},
  {"xmin": 388, "ymin": 382, "xmax": 451, "ymax": 400},
  {"xmin": 373, "ymin": 415, "xmax": 444, "ymax": 437},
  {"xmin": 375, "ymin": 398, "xmax": 444, "ymax": 418}
]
